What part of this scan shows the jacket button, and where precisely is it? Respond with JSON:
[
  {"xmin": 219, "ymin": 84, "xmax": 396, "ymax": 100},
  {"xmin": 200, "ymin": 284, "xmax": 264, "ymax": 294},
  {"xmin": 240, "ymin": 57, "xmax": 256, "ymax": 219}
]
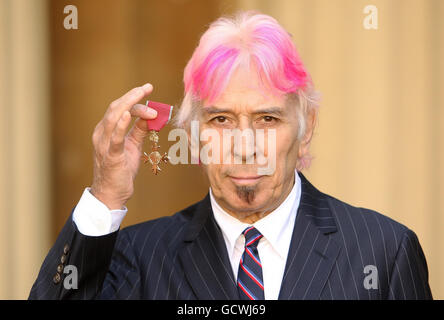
[
  {"xmin": 57, "ymin": 264, "xmax": 64, "ymax": 273},
  {"xmin": 60, "ymin": 254, "xmax": 67, "ymax": 264},
  {"xmin": 53, "ymin": 273, "xmax": 61, "ymax": 284},
  {"xmin": 63, "ymin": 244, "xmax": 70, "ymax": 255}
]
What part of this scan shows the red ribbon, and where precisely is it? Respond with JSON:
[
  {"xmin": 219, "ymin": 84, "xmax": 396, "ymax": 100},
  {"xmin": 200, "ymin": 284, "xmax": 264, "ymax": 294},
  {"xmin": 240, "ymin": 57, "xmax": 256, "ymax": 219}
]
[{"xmin": 146, "ymin": 100, "xmax": 174, "ymax": 131}]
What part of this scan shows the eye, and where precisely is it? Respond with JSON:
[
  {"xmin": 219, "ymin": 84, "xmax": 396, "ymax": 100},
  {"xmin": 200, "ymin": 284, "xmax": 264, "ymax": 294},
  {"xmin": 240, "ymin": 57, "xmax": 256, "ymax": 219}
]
[
  {"xmin": 260, "ymin": 115, "xmax": 278, "ymax": 123},
  {"xmin": 212, "ymin": 116, "xmax": 228, "ymax": 123}
]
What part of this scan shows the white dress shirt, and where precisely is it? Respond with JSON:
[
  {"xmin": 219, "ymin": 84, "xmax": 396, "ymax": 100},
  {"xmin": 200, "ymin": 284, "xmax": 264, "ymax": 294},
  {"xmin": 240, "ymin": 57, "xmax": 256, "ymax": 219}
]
[
  {"xmin": 72, "ymin": 172, "xmax": 301, "ymax": 299},
  {"xmin": 72, "ymin": 187, "xmax": 127, "ymax": 236},
  {"xmin": 210, "ymin": 171, "xmax": 301, "ymax": 300}
]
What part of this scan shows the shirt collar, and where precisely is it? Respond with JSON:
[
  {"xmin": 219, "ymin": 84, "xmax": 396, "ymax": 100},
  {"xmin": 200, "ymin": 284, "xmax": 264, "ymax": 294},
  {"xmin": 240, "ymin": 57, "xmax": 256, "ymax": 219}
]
[{"xmin": 210, "ymin": 170, "xmax": 301, "ymax": 259}]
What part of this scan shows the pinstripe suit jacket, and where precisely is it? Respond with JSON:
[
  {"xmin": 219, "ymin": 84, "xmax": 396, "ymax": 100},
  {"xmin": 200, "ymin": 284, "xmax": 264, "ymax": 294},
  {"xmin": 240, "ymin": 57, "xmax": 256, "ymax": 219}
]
[{"xmin": 29, "ymin": 173, "xmax": 432, "ymax": 300}]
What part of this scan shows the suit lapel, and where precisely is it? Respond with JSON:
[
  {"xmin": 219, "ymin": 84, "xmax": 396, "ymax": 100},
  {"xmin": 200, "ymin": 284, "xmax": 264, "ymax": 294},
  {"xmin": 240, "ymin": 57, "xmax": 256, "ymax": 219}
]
[
  {"xmin": 178, "ymin": 194, "xmax": 239, "ymax": 300},
  {"xmin": 278, "ymin": 173, "xmax": 341, "ymax": 300}
]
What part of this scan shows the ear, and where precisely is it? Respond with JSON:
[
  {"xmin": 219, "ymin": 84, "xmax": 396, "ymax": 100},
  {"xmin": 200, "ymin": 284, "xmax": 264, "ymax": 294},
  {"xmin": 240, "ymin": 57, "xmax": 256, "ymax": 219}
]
[{"xmin": 297, "ymin": 108, "xmax": 317, "ymax": 159}]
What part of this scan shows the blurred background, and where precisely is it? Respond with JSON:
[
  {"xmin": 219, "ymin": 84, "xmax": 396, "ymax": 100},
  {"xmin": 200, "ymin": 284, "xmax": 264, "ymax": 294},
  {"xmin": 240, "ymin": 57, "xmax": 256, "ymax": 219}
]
[{"xmin": 0, "ymin": 0, "xmax": 443, "ymax": 299}]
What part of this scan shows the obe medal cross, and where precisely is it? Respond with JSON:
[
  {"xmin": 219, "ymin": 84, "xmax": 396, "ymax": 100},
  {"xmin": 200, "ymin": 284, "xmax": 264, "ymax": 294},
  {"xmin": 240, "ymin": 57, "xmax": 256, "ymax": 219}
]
[
  {"xmin": 141, "ymin": 100, "xmax": 174, "ymax": 175},
  {"xmin": 142, "ymin": 130, "xmax": 170, "ymax": 175}
]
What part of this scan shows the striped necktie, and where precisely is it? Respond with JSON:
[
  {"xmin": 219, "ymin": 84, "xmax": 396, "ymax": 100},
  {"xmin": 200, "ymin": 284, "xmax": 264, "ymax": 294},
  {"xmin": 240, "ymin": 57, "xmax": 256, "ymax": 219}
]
[{"xmin": 237, "ymin": 226, "xmax": 265, "ymax": 300}]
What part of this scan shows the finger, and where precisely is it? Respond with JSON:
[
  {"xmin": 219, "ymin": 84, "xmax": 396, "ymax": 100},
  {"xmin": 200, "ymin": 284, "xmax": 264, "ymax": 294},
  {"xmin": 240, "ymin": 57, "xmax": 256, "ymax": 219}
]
[
  {"xmin": 102, "ymin": 83, "xmax": 153, "ymax": 140},
  {"xmin": 92, "ymin": 120, "xmax": 104, "ymax": 147},
  {"xmin": 109, "ymin": 111, "xmax": 132, "ymax": 155},
  {"xmin": 129, "ymin": 103, "xmax": 158, "ymax": 119}
]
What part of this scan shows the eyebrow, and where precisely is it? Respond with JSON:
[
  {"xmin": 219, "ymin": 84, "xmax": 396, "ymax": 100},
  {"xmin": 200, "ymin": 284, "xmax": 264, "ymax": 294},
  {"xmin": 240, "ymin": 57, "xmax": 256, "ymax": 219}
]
[{"xmin": 202, "ymin": 106, "xmax": 285, "ymax": 116}]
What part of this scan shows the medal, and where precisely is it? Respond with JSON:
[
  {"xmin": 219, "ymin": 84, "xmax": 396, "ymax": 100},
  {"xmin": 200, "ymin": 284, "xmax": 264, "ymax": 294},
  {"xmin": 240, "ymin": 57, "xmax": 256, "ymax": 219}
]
[{"xmin": 141, "ymin": 100, "xmax": 174, "ymax": 175}]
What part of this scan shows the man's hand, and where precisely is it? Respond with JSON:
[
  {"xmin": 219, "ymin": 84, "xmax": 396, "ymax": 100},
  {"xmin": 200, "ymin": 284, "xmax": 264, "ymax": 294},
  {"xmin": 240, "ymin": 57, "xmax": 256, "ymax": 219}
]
[{"xmin": 90, "ymin": 83, "xmax": 158, "ymax": 210}]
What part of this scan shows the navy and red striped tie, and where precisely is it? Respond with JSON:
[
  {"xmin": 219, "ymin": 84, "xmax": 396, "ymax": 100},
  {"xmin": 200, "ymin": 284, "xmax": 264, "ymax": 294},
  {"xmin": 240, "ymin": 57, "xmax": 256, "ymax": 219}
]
[{"xmin": 237, "ymin": 226, "xmax": 265, "ymax": 300}]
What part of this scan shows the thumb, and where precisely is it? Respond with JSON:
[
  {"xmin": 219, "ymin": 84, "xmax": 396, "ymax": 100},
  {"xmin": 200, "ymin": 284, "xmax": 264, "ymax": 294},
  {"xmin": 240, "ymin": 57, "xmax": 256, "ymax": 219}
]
[{"xmin": 127, "ymin": 117, "xmax": 152, "ymax": 147}]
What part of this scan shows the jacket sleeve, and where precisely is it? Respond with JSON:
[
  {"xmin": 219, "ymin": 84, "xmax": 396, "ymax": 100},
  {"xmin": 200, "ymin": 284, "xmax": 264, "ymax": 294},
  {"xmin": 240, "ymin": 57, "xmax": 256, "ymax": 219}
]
[
  {"xmin": 28, "ymin": 208, "xmax": 119, "ymax": 299},
  {"xmin": 387, "ymin": 229, "xmax": 433, "ymax": 300}
]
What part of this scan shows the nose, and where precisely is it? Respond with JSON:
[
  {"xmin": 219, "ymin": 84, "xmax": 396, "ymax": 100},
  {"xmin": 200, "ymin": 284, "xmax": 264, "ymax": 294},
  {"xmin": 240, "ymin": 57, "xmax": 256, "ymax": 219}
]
[{"xmin": 232, "ymin": 118, "xmax": 256, "ymax": 164}]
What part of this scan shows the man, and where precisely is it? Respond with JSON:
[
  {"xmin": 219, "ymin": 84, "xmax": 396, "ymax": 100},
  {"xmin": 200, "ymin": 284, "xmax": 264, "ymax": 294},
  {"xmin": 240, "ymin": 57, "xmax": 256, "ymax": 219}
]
[{"xmin": 29, "ymin": 12, "xmax": 432, "ymax": 300}]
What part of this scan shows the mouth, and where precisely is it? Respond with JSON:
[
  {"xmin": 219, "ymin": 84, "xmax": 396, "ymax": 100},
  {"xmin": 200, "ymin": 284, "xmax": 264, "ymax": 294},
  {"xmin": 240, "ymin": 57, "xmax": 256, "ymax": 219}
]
[{"xmin": 229, "ymin": 175, "xmax": 264, "ymax": 185}]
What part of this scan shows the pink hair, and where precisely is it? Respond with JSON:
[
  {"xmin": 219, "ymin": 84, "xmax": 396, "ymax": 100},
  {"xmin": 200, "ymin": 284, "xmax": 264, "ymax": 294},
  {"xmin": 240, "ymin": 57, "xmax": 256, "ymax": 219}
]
[
  {"xmin": 175, "ymin": 11, "xmax": 319, "ymax": 170},
  {"xmin": 183, "ymin": 11, "xmax": 309, "ymax": 104}
]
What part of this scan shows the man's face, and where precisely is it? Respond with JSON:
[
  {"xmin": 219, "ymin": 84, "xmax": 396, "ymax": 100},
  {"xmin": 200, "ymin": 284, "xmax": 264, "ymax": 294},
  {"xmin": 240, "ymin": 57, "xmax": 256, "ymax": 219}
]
[{"xmin": 195, "ymin": 68, "xmax": 304, "ymax": 220}]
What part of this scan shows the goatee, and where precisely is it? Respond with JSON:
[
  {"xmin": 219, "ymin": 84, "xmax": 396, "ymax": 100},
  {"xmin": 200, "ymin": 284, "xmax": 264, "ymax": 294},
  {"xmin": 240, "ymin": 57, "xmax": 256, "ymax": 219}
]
[{"xmin": 236, "ymin": 185, "xmax": 256, "ymax": 204}]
